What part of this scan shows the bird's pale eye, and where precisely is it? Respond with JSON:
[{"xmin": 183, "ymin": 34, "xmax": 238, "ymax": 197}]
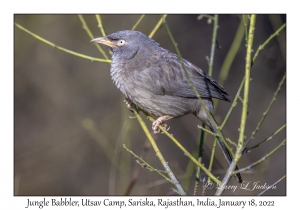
[{"xmin": 117, "ymin": 39, "xmax": 126, "ymax": 46}]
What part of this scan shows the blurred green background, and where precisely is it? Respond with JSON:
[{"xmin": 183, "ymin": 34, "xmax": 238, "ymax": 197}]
[{"xmin": 14, "ymin": 14, "xmax": 286, "ymax": 195}]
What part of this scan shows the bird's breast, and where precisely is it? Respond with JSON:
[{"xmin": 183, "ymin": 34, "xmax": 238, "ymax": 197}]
[
  {"xmin": 110, "ymin": 60, "xmax": 142, "ymax": 99},
  {"xmin": 110, "ymin": 63, "xmax": 126, "ymax": 94}
]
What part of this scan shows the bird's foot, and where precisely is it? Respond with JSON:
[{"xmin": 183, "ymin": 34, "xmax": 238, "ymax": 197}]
[
  {"xmin": 124, "ymin": 98, "xmax": 133, "ymax": 111},
  {"xmin": 152, "ymin": 116, "xmax": 171, "ymax": 134}
]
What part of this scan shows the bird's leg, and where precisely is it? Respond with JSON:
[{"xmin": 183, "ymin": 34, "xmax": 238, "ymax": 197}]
[
  {"xmin": 124, "ymin": 98, "xmax": 133, "ymax": 111},
  {"xmin": 152, "ymin": 115, "xmax": 173, "ymax": 134}
]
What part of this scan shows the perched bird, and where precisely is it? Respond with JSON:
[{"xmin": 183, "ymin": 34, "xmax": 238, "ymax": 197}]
[{"xmin": 91, "ymin": 30, "xmax": 242, "ymax": 183}]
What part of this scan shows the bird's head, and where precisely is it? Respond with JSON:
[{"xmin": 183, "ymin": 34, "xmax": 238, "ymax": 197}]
[{"xmin": 91, "ymin": 30, "xmax": 160, "ymax": 60}]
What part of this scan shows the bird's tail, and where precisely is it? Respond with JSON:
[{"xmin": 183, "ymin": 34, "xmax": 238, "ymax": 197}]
[
  {"xmin": 215, "ymin": 132, "xmax": 243, "ymax": 183},
  {"xmin": 206, "ymin": 114, "xmax": 243, "ymax": 183}
]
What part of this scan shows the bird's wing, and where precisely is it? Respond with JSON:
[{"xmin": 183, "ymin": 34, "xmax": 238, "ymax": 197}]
[{"xmin": 136, "ymin": 54, "xmax": 230, "ymax": 101}]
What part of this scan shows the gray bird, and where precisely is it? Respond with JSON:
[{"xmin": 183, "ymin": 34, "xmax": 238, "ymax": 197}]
[{"xmin": 91, "ymin": 30, "xmax": 242, "ymax": 183}]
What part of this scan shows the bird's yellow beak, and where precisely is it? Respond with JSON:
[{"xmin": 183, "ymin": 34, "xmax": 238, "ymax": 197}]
[{"xmin": 90, "ymin": 37, "xmax": 116, "ymax": 47}]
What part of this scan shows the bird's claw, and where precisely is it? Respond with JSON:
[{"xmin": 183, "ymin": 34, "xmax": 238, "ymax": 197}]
[{"xmin": 152, "ymin": 119, "xmax": 169, "ymax": 134}]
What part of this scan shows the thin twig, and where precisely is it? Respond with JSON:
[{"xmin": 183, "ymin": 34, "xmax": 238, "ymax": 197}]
[
  {"xmin": 243, "ymin": 124, "xmax": 286, "ymax": 154},
  {"xmin": 193, "ymin": 125, "xmax": 205, "ymax": 195},
  {"xmin": 238, "ymin": 96, "xmax": 244, "ymax": 103},
  {"xmin": 225, "ymin": 138, "xmax": 238, "ymax": 148},
  {"xmin": 95, "ymin": 14, "xmax": 107, "ymax": 37},
  {"xmin": 123, "ymin": 143, "xmax": 171, "ymax": 183},
  {"xmin": 233, "ymin": 139, "xmax": 286, "ymax": 175},
  {"xmin": 198, "ymin": 125, "xmax": 237, "ymax": 147},
  {"xmin": 123, "ymin": 140, "xmax": 151, "ymax": 195},
  {"xmin": 252, "ymin": 23, "xmax": 286, "ymax": 64},
  {"xmin": 198, "ymin": 125, "xmax": 216, "ymax": 136},
  {"xmin": 204, "ymin": 137, "xmax": 218, "ymax": 195},
  {"xmin": 132, "ymin": 108, "xmax": 186, "ymax": 195},
  {"xmin": 243, "ymin": 15, "xmax": 249, "ymax": 43},
  {"xmin": 237, "ymin": 14, "xmax": 256, "ymax": 150},
  {"xmin": 78, "ymin": 15, "xmax": 108, "ymax": 59},
  {"xmin": 208, "ymin": 14, "xmax": 218, "ymax": 76},
  {"xmin": 220, "ymin": 81, "xmax": 243, "ymax": 129},
  {"xmin": 14, "ymin": 23, "xmax": 112, "ymax": 64},
  {"xmin": 148, "ymin": 14, "xmax": 168, "ymax": 38},
  {"xmin": 131, "ymin": 15, "xmax": 146, "ymax": 31},
  {"xmin": 245, "ymin": 73, "xmax": 286, "ymax": 147},
  {"xmin": 258, "ymin": 175, "xmax": 286, "ymax": 196},
  {"xmin": 216, "ymin": 14, "xmax": 257, "ymax": 196}
]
